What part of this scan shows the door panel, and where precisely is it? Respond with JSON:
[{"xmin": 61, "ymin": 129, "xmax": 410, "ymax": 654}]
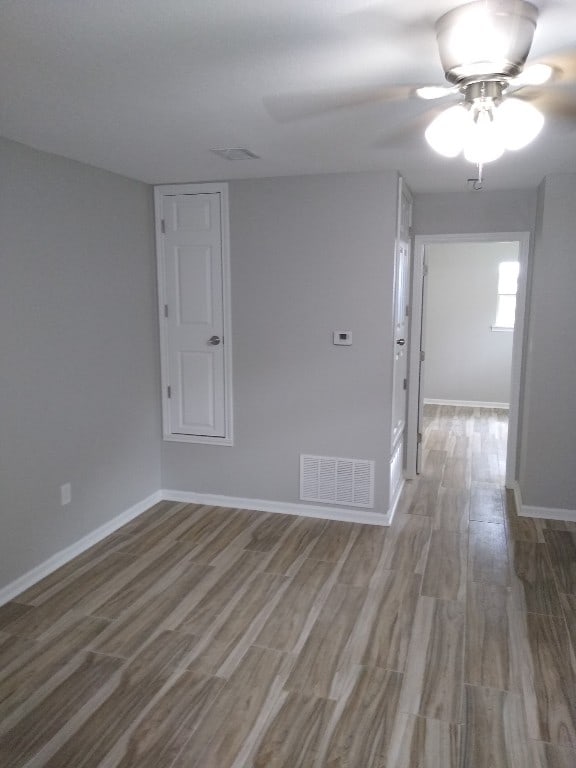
[
  {"xmin": 174, "ymin": 194, "xmax": 213, "ymax": 231},
  {"xmin": 179, "ymin": 351, "xmax": 216, "ymax": 432},
  {"xmin": 177, "ymin": 247, "xmax": 213, "ymax": 325}
]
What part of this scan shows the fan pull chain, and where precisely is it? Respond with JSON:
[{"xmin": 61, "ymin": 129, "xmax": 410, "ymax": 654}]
[
  {"xmin": 474, "ymin": 162, "xmax": 484, "ymax": 190},
  {"xmin": 468, "ymin": 163, "xmax": 484, "ymax": 191}
]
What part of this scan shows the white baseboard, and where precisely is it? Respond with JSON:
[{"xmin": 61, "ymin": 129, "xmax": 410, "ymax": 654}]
[
  {"xmin": 522, "ymin": 506, "xmax": 576, "ymax": 522},
  {"xmin": 511, "ymin": 482, "xmax": 576, "ymax": 522},
  {"xmin": 387, "ymin": 478, "xmax": 405, "ymax": 528},
  {"xmin": 161, "ymin": 489, "xmax": 391, "ymax": 527},
  {"xmin": 0, "ymin": 485, "xmax": 394, "ymax": 609},
  {"xmin": 0, "ymin": 490, "xmax": 163, "ymax": 608},
  {"xmin": 424, "ymin": 398, "xmax": 509, "ymax": 409},
  {"xmin": 511, "ymin": 481, "xmax": 523, "ymax": 518}
]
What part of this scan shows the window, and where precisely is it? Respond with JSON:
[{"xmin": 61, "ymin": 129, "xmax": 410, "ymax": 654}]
[{"xmin": 493, "ymin": 260, "xmax": 519, "ymax": 331}]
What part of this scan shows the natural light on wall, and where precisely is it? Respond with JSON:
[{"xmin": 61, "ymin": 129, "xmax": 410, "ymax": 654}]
[{"xmin": 493, "ymin": 261, "xmax": 519, "ymax": 330}]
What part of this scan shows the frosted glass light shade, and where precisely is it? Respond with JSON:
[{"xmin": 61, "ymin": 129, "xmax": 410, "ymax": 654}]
[
  {"xmin": 425, "ymin": 105, "xmax": 469, "ymax": 157},
  {"xmin": 497, "ymin": 98, "xmax": 544, "ymax": 150},
  {"xmin": 425, "ymin": 94, "xmax": 543, "ymax": 163},
  {"xmin": 464, "ymin": 109, "xmax": 504, "ymax": 163},
  {"xmin": 435, "ymin": 0, "xmax": 539, "ymax": 83}
]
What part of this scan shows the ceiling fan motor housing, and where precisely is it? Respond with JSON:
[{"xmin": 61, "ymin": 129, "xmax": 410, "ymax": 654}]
[{"xmin": 436, "ymin": 0, "xmax": 539, "ymax": 85}]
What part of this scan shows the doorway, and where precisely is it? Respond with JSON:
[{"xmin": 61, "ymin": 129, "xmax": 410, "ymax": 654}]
[{"xmin": 406, "ymin": 232, "xmax": 530, "ymax": 489}]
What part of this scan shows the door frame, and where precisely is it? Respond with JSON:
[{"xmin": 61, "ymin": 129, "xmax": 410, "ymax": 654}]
[
  {"xmin": 154, "ymin": 182, "xmax": 234, "ymax": 445},
  {"xmin": 390, "ymin": 176, "xmax": 412, "ymax": 454},
  {"xmin": 405, "ymin": 231, "xmax": 530, "ymax": 488}
]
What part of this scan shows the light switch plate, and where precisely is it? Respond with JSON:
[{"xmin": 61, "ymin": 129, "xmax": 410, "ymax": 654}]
[{"xmin": 333, "ymin": 331, "xmax": 352, "ymax": 346}]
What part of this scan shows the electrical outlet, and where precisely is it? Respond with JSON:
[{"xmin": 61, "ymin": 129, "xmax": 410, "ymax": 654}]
[{"xmin": 60, "ymin": 483, "xmax": 71, "ymax": 506}]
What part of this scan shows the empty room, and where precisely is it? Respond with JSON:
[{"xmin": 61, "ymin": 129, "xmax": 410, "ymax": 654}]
[{"xmin": 0, "ymin": 1, "xmax": 575, "ymax": 766}]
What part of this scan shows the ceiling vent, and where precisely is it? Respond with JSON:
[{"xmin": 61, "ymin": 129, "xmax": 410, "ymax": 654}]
[
  {"xmin": 300, "ymin": 454, "xmax": 374, "ymax": 509},
  {"xmin": 210, "ymin": 148, "xmax": 260, "ymax": 161}
]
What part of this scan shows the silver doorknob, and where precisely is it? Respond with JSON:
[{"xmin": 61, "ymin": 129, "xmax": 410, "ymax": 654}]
[
  {"xmin": 208, "ymin": 335, "xmax": 221, "ymax": 346},
  {"xmin": 396, "ymin": 338, "xmax": 406, "ymax": 346}
]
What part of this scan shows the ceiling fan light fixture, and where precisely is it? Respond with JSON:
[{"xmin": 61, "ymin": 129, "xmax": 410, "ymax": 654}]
[
  {"xmin": 425, "ymin": 104, "xmax": 469, "ymax": 157},
  {"xmin": 424, "ymin": 1, "xmax": 547, "ymax": 172},
  {"xmin": 496, "ymin": 97, "xmax": 544, "ymax": 149},
  {"xmin": 436, "ymin": 0, "xmax": 539, "ymax": 84},
  {"xmin": 445, "ymin": 8, "xmax": 509, "ymax": 72},
  {"xmin": 426, "ymin": 89, "xmax": 543, "ymax": 164},
  {"xmin": 463, "ymin": 107, "xmax": 505, "ymax": 163}
]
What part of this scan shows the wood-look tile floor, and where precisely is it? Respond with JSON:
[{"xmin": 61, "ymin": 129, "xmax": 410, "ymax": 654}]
[{"xmin": 1, "ymin": 405, "xmax": 576, "ymax": 767}]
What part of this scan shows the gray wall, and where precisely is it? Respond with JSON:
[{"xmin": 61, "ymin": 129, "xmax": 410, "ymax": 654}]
[
  {"xmin": 519, "ymin": 174, "xmax": 576, "ymax": 510},
  {"xmin": 0, "ymin": 137, "xmax": 161, "ymax": 590},
  {"xmin": 424, "ymin": 242, "xmax": 516, "ymax": 404},
  {"xmin": 413, "ymin": 188, "xmax": 538, "ymax": 235},
  {"xmin": 162, "ymin": 172, "xmax": 399, "ymax": 514}
]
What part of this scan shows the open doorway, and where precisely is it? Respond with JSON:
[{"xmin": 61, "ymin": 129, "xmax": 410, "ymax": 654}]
[{"xmin": 406, "ymin": 232, "xmax": 530, "ymax": 490}]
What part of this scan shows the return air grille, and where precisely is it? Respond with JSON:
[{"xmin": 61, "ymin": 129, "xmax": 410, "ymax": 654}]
[{"xmin": 300, "ymin": 454, "xmax": 375, "ymax": 508}]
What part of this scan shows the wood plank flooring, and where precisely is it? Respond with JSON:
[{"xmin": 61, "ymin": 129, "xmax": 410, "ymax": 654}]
[{"xmin": 1, "ymin": 404, "xmax": 576, "ymax": 766}]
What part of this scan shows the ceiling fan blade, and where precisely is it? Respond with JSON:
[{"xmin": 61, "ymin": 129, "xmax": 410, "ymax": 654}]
[
  {"xmin": 510, "ymin": 63, "xmax": 554, "ymax": 88},
  {"xmin": 526, "ymin": 49, "xmax": 576, "ymax": 85},
  {"xmin": 264, "ymin": 84, "xmax": 418, "ymax": 123},
  {"xmin": 374, "ymin": 107, "xmax": 444, "ymax": 149},
  {"xmin": 525, "ymin": 90, "xmax": 576, "ymax": 121},
  {"xmin": 415, "ymin": 85, "xmax": 459, "ymax": 100},
  {"xmin": 341, "ymin": 4, "xmax": 436, "ymax": 45}
]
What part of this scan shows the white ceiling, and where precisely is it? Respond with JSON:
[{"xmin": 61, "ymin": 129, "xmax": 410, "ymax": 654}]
[{"xmin": 0, "ymin": 0, "xmax": 575, "ymax": 192}]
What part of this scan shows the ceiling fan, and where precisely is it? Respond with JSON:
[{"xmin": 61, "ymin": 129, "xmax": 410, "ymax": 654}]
[
  {"xmin": 416, "ymin": 0, "xmax": 550, "ymax": 168},
  {"xmin": 265, "ymin": 0, "xmax": 576, "ymax": 178}
]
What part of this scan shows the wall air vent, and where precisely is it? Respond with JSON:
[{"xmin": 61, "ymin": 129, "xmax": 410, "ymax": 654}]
[
  {"xmin": 300, "ymin": 454, "xmax": 374, "ymax": 509},
  {"xmin": 210, "ymin": 148, "xmax": 260, "ymax": 161}
]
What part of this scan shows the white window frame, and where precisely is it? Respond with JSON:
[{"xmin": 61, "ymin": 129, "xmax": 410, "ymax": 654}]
[
  {"xmin": 154, "ymin": 182, "xmax": 234, "ymax": 446},
  {"xmin": 491, "ymin": 260, "xmax": 520, "ymax": 332}
]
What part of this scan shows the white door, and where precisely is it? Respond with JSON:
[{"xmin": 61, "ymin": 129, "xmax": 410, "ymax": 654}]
[
  {"xmin": 416, "ymin": 255, "xmax": 428, "ymax": 473},
  {"xmin": 391, "ymin": 181, "xmax": 412, "ymax": 451},
  {"xmin": 157, "ymin": 186, "xmax": 231, "ymax": 441}
]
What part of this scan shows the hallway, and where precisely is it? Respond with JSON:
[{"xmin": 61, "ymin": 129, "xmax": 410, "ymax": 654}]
[{"xmin": 399, "ymin": 403, "xmax": 576, "ymax": 765}]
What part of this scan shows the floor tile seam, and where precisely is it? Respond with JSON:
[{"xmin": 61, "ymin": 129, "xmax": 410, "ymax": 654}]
[
  {"xmin": 0, "ymin": 646, "xmax": 109, "ymax": 737},
  {"xmin": 461, "ymin": 678, "xmax": 524, "ymax": 696},
  {"xmin": 86, "ymin": 549, "xmax": 216, "ymax": 622},
  {"xmin": 241, "ymin": 515, "xmax": 309, "ymax": 556},
  {"xmin": 174, "ymin": 564, "xmax": 276, "ymax": 638}
]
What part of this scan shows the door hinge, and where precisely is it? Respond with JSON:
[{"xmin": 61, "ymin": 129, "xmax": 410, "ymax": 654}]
[
  {"xmin": 420, "ymin": 350, "xmax": 425, "ymax": 362},
  {"xmin": 167, "ymin": 385, "xmax": 171, "ymax": 399},
  {"xmin": 423, "ymin": 263, "xmax": 429, "ymax": 277},
  {"xmin": 161, "ymin": 219, "xmax": 166, "ymax": 234},
  {"xmin": 403, "ymin": 378, "xmax": 407, "ymax": 391},
  {"xmin": 417, "ymin": 432, "xmax": 423, "ymax": 444},
  {"xmin": 405, "ymin": 304, "xmax": 410, "ymax": 317},
  {"xmin": 409, "ymin": 226, "xmax": 414, "ymax": 237},
  {"xmin": 164, "ymin": 304, "xmax": 169, "ymax": 318}
]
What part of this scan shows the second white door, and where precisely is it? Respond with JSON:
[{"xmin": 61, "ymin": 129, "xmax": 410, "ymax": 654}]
[{"xmin": 156, "ymin": 185, "xmax": 231, "ymax": 442}]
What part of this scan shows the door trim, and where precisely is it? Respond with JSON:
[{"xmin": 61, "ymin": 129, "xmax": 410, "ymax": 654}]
[
  {"xmin": 154, "ymin": 182, "xmax": 234, "ymax": 445},
  {"xmin": 406, "ymin": 231, "xmax": 530, "ymax": 487},
  {"xmin": 390, "ymin": 175, "xmax": 412, "ymax": 456}
]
